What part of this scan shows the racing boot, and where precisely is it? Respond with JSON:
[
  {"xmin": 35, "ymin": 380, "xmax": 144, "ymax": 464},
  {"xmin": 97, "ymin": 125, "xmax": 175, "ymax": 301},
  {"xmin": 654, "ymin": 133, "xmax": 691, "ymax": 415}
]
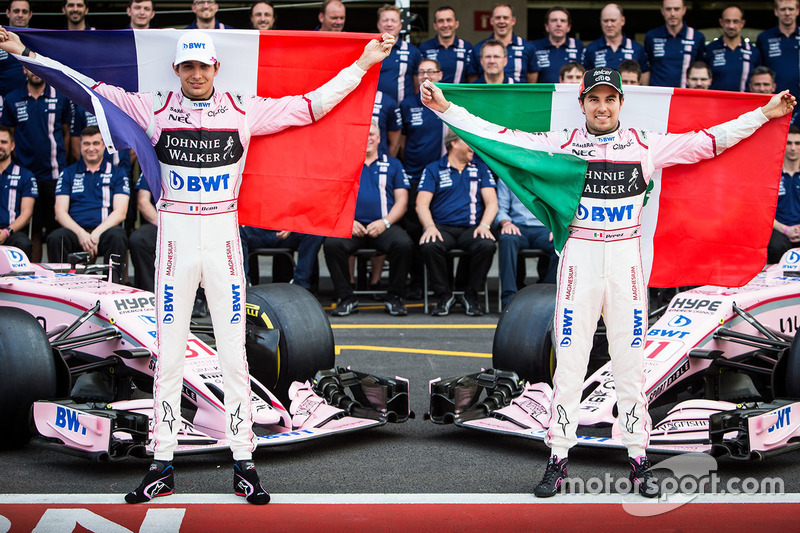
[
  {"xmin": 533, "ymin": 456, "xmax": 568, "ymax": 498},
  {"xmin": 233, "ymin": 460, "xmax": 271, "ymax": 505},
  {"xmin": 125, "ymin": 461, "xmax": 174, "ymax": 503},
  {"xmin": 629, "ymin": 456, "xmax": 660, "ymax": 498}
]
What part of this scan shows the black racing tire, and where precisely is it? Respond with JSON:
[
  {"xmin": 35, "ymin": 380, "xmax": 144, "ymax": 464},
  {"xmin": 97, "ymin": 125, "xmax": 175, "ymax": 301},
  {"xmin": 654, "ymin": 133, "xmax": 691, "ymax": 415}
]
[
  {"xmin": 784, "ymin": 334, "xmax": 800, "ymax": 399},
  {"xmin": 492, "ymin": 284, "xmax": 557, "ymax": 384},
  {"xmin": 0, "ymin": 307, "xmax": 58, "ymax": 447},
  {"xmin": 245, "ymin": 283, "xmax": 335, "ymax": 405}
]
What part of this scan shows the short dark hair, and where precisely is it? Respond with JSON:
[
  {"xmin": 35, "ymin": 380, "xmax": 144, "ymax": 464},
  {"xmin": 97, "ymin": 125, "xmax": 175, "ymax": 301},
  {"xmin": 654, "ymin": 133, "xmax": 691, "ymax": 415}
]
[
  {"xmin": 0, "ymin": 125, "xmax": 14, "ymax": 141},
  {"xmin": 128, "ymin": 0, "xmax": 153, "ymax": 7},
  {"xmin": 687, "ymin": 60, "xmax": 711, "ymax": 78},
  {"xmin": 80, "ymin": 125, "xmax": 101, "ymax": 139},
  {"xmin": 546, "ymin": 6, "xmax": 571, "ymax": 25},
  {"xmin": 320, "ymin": 0, "xmax": 343, "ymax": 16},
  {"xmin": 789, "ymin": 125, "xmax": 800, "ymax": 135},
  {"xmin": 481, "ymin": 39, "xmax": 507, "ymax": 57},
  {"xmin": 491, "ymin": 3, "xmax": 514, "ymax": 17},
  {"xmin": 434, "ymin": 6, "xmax": 457, "ymax": 19},
  {"xmin": 617, "ymin": 59, "xmax": 641, "ymax": 76},
  {"xmin": 7, "ymin": 0, "xmax": 31, "ymax": 11},
  {"xmin": 751, "ymin": 65, "xmax": 776, "ymax": 81},
  {"xmin": 559, "ymin": 61, "xmax": 584, "ymax": 78},
  {"xmin": 720, "ymin": 4, "xmax": 744, "ymax": 18}
]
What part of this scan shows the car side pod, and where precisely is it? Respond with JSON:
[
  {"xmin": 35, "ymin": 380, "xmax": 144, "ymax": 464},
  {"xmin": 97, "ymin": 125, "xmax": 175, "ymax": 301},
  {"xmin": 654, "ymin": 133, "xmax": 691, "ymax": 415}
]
[
  {"xmin": 311, "ymin": 368, "xmax": 413, "ymax": 423},
  {"xmin": 710, "ymin": 399, "xmax": 800, "ymax": 460}
]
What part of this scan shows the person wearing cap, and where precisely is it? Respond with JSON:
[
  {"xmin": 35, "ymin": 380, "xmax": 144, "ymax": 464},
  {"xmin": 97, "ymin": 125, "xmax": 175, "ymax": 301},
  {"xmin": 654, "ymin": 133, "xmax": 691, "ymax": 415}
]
[
  {"xmin": 421, "ymin": 66, "xmax": 795, "ymax": 497},
  {"xmin": 0, "ymin": 26, "xmax": 395, "ymax": 505}
]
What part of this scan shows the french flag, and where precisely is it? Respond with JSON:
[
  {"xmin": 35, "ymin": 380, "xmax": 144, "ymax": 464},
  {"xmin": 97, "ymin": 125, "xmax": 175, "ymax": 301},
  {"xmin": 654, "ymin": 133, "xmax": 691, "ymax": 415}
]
[{"xmin": 14, "ymin": 29, "xmax": 381, "ymax": 238}]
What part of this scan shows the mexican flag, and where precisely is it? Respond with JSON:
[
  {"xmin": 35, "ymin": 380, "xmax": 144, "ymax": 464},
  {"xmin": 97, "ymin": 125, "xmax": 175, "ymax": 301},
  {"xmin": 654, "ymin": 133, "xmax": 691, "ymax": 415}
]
[{"xmin": 436, "ymin": 83, "xmax": 790, "ymax": 288}]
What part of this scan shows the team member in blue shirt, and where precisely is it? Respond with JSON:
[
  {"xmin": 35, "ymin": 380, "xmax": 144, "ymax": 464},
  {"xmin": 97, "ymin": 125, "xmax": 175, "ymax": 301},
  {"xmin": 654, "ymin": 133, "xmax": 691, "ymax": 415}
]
[
  {"xmin": 0, "ymin": 125, "xmax": 36, "ymax": 258},
  {"xmin": 417, "ymin": 130, "xmax": 497, "ymax": 317},
  {"xmin": 705, "ymin": 6, "xmax": 761, "ymax": 92},
  {"xmin": 583, "ymin": 4, "xmax": 649, "ymax": 86},
  {"xmin": 71, "ymin": 104, "xmax": 133, "ymax": 179},
  {"xmin": 531, "ymin": 6, "xmax": 584, "ymax": 84},
  {"xmin": 400, "ymin": 59, "xmax": 445, "ymax": 183},
  {"xmin": 325, "ymin": 121, "xmax": 413, "ymax": 317},
  {"xmin": 419, "ymin": 6, "xmax": 472, "ymax": 84},
  {"xmin": 376, "ymin": 4, "xmax": 421, "ymax": 104},
  {"xmin": 373, "ymin": 90, "xmax": 402, "ymax": 157},
  {"xmin": 769, "ymin": 126, "xmax": 800, "ymax": 263},
  {"xmin": 473, "ymin": 40, "xmax": 515, "ymax": 85},
  {"xmin": 0, "ymin": 0, "xmax": 30, "ymax": 96},
  {"xmin": 645, "ymin": 0, "xmax": 705, "ymax": 88},
  {"xmin": 47, "ymin": 126, "xmax": 130, "ymax": 282},
  {"xmin": 757, "ymin": 0, "xmax": 800, "ymax": 97},
  {"xmin": 1, "ymin": 65, "xmax": 70, "ymax": 261},
  {"xmin": 468, "ymin": 4, "xmax": 535, "ymax": 84}
]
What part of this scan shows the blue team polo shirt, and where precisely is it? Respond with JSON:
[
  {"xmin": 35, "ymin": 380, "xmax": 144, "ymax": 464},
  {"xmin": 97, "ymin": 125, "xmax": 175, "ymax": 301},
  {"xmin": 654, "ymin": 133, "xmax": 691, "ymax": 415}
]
[
  {"xmin": 645, "ymin": 24, "xmax": 706, "ymax": 88},
  {"xmin": 354, "ymin": 153, "xmax": 409, "ymax": 224},
  {"xmin": 777, "ymin": 169, "xmax": 800, "ymax": 226},
  {"xmin": 419, "ymin": 37, "xmax": 473, "ymax": 84},
  {"xmin": 1, "ymin": 84, "xmax": 70, "ymax": 181},
  {"xmin": 372, "ymin": 90, "xmax": 402, "ymax": 155},
  {"xmin": 704, "ymin": 38, "xmax": 761, "ymax": 92},
  {"xmin": 470, "ymin": 34, "xmax": 536, "ymax": 83},
  {"xmin": 757, "ymin": 26, "xmax": 800, "ymax": 96},
  {"xmin": 418, "ymin": 156, "xmax": 496, "ymax": 227},
  {"xmin": 400, "ymin": 93, "xmax": 445, "ymax": 182},
  {"xmin": 71, "ymin": 104, "xmax": 133, "ymax": 177},
  {"xmin": 0, "ymin": 162, "xmax": 37, "ymax": 226},
  {"xmin": 55, "ymin": 160, "xmax": 130, "ymax": 228},
  {"xmin": 186, "ymin": 20, "xmax": 232, "ymax": 29},
  {"xmin": 378, "ymin": 40, "xmax": 422, "ymax": 104},
  {"xmin": 472, "ymin": 74, "xmax": 515, "ymax": 84},
  {"xmin": 531, "ymin": 37, "xmax": 584, "ymax": 83},
  {"xmin": 583, "ymin": 35, "xmax": 649, "ymax": 73},
  {"xmin": 0, "ymin": 50, "xmax": 25, "ymax": 97}
]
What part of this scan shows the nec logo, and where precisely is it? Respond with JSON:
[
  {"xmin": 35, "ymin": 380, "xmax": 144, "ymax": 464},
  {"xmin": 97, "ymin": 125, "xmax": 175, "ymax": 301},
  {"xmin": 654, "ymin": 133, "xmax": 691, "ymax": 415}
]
[
  {"xmin": 169, "ymin": 170, "xmax": 230, "ymax": 192},
  {"xmin": 169, "ymin": 113, "xmax": 190, "ymax": 124},
  {"xmin": 183, "ymin": 42, "xmax": 207, "ymax": 49}
]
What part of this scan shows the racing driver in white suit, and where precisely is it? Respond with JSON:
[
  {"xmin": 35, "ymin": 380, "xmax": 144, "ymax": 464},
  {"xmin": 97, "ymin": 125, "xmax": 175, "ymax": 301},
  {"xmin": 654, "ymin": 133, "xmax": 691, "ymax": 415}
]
[
  {"xmin": 421, "ymin": 67, "xmax": 795, "ymax": 498},
  {"xmin": 0, "ymin": 28, "xmax": 395, "ymax": 504}
]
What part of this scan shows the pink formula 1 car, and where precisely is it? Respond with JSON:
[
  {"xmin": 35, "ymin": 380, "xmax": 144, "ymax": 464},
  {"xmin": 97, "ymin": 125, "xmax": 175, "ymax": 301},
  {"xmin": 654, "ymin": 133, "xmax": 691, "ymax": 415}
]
[
  {"xmin": 0, "ymin": 246, "xmax": 410, "ymax": 461},
  {"xmin": 427, "ymin": 251, "xmax": 800, "ymax": 460}
]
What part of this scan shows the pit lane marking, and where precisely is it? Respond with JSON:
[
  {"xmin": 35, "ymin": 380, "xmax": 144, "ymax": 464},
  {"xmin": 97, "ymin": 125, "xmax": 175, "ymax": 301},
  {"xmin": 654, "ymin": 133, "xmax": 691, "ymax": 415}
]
[{"xmin": 335, "ymin": 345, "xmax": 491, "ymax": 358}]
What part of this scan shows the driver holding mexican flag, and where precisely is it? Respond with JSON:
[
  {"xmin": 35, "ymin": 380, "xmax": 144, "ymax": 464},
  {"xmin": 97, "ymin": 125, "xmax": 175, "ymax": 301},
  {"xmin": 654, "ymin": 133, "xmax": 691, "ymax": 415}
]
[{"xmin": 421, "ymin": 67, "xmax": 795, "ymax": 498}]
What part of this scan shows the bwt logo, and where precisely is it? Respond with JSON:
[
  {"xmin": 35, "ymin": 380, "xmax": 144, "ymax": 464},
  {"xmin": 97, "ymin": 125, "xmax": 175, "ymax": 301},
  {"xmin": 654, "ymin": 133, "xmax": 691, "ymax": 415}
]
[
  {"xmin": 560, "ymin": 308, "xmax": 573, "ymax": 347},
  {"xmin": 55, "ymin": 406, "xmax": 86, "ymax": 435},
  {"xmin": 631, "ymin": 308, "xmax": 643, "ymax": 347},
  {"xmin": 6, "ymin": 249, "xmax": 24, "ymax": 263},
  {"xmin": 667, "ymin": 314, "xmax": 692, "ymax": 328},
  {"xmin": 183, "ymin": 42, "xmax": 206, "ymax": 49},
  {"xmin": 231, "ymin": 283, "xmax": 242, "ymax": 324},
  {"xmin": 169, "ymin": 170, "xmax": 230, "ymax": 192},
  {"xmin": 162, "ymin": 284, "xmax": 175, "ymax": 324},
  {"xmin": 591, "ymin": 204, "xmax": 633, "ymax": 222},
  {"xmin": 768, "ymin": 406, "xmax": 791, "ymax": 433},
  {"xmin": 788, "ymin": 250, "xmax": 800, "ymax": 264},
  {"xmin": 576, "ymin": 204, "xmax": 589, "ymax": 220}
]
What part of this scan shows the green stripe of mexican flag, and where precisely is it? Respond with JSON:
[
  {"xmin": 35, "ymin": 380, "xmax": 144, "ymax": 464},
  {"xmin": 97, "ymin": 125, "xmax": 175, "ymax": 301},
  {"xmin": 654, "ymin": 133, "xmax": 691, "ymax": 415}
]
[{"xmin": 436, "ymin": 83, "xmax": 587, "ymax": 252}]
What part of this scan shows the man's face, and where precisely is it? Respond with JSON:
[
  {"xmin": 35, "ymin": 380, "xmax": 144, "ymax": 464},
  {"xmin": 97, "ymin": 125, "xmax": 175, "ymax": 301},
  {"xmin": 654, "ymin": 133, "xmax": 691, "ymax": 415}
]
[
  {"xmin": 6, "ymin": 1, "xmax": 31, "ymax": 28},
  {"xmin": 749, "ymin": 73, "xmax": 776, "ymax": 93},
  {"xmin": 490, "ymin": 6, "xmax": 515, "ymax": 39},
  {"xmin": 127, "ymin": 1, "xmax": 154, "ymax": 29},
  {"xmin": 63, "ymin": 0, "xmax": 87, "ymax": 24},
  {"xmin": 449, "ymin": 138, "xmax": 474, "ymax": 162},
  {"xmin": 192, "ymin": 0, "xmax": 218, "ymax": 22},
  {"xmin": 720, "ymin": 7, "xmax": 744, "ymax": 40},
  {"xmin": 366, "ymin": 123, "xmax": 380, "ymax": 155},
  {"xmin": 377, "ymin": 10, "xmax": 401, "ymax": 38},
  {"xmin": 579, "ymin": 85, "xmax": 623, "ymax": 135},
  {"xmin": 480, "ymin": 45, "xmax": 507, "ymax": 77},
  {"xmin": 80, "ymin": 134, "xmax": 104, "ymax": 166},
  {"xmin": 433, "ymin": 9, "xmax": 458, "ymax": 40},
  {"xmin": 0, "ymin": 132, "xmax": 14, "ymax": 163},
  {"xmin": 251, "ymin": 2, "xmax": 274, "ymax": 29},
  {"xmin": 24, "ymin": 67, "xmax": 43, "ymax": 87},
  {"xmin": 687, "ymin": 67, "xmax": 711, "ymax": 89},
  {"xmin": 174, "ymin": 60, "xmax": 219, "ymax": 100},
  {"xmin": 661, "ymin": 0, "xmax": 686, "ymax": 30},
  {"xmin": 417, "ymin": 60, "xmax": 442, "ymax": 86},
  {"xmin": 786, "ymin": 133, "xmax": 800, "ymax": 162},
  {"xmin": 776, "ymin": 0, "xmax": 799, "ymax": 27},
  {"xmin": 319, "ymin": 1, "xmax": 345, "ymax": 31},
  {"xmin": 545, "ymin": 9, "xmax": 571, "ymax": 40},
  {"xmin": 560, "ymin": 67, "xmax": 584, "ymax": 83},
  {"xmin": 600, "ymin": 4, "xmax": 624, "ymax": 40},
  {"xmin": 620, "ymin": 71, "xmax": 640, "ymax": 85}
]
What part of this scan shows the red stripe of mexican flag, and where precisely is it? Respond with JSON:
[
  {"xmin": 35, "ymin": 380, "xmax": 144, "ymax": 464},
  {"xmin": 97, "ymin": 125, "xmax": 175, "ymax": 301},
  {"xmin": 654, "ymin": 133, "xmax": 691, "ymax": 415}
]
[
  {"xmin": 238, "ymin": 31, "xmax": 381, "ymax": 238},
  {"xmin": 438, "ymin": 83, "xmax": 788, "ymax": 288}
]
